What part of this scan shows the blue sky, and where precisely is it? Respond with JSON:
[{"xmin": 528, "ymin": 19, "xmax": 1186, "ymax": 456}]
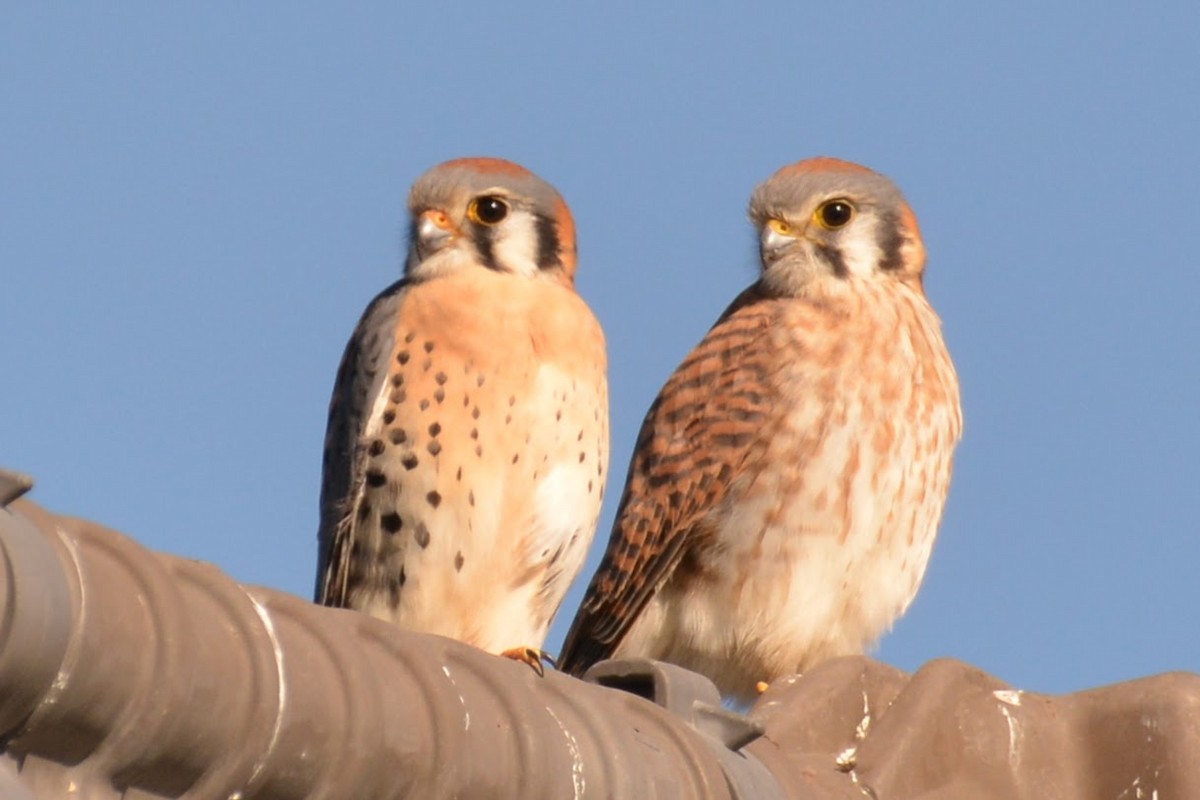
[{"xmin": 3, "ymin": 4, "xmax": 1197, "ymax": 696}]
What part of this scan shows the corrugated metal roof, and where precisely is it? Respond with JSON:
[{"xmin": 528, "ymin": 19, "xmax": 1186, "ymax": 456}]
[{"xmin": 1, "ymin": 469, "xmax": 1196, "ymax": 799}]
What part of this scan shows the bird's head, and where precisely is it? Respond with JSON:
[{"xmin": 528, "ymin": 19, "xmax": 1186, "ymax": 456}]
[
  {"xmin": 749, "ymin": 157, "xmax": 926, "ymax": 297},
  {"xmin": 404, "ymin": 157, "xmax": 578, "ymax": 286}
]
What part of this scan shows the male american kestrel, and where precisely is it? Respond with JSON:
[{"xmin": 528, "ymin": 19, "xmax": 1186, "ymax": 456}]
[
  {"xmin": 559, "ymin": 158, "xmax": 962, "ymax": 701},
  {"xmin": 316, "ymin": 157, "xmax": 608, "ymax": 671}
]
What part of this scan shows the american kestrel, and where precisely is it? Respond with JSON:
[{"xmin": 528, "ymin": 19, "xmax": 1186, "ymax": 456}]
[
  {"xmin": 316, "ymin": 157, "xmax": 608, "ymax": 672},
  {"xmin": 559, "ymin": 158, "xmax": 962, "ymax": 701}
]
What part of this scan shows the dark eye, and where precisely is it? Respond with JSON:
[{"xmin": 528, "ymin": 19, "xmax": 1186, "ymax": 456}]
[
  {"xmin": 469, "ymin": 195, "xmax": 509, "ymax": 225},
  {"xmin": 816, "ymin": 199, "xmax": 854, "ymax": 229}
]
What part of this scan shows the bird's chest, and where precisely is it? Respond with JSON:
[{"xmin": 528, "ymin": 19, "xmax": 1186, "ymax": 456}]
[
  {"xmin": 698, "ymin": 311, "xmax": 957, "ymax": 646},
  {"xmin": 349, "ymin": 305, "xmax": 607, "ymax": 642}
]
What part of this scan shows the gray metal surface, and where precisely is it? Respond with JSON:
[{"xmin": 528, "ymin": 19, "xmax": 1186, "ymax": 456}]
[
  {"xmin": 0, "ymin": 468, "xmax": 33, "ymax": 506},
  {"xmin": 584, "ymin": 659, "xmax": 785, "ymax": 800},
  {"xmin": 2, "ymin": 471, "xmax": 1197, "ymax": 799},
  {"xmin": 0, "ymin": 482, "xmax": 772, "ymax": 799}
]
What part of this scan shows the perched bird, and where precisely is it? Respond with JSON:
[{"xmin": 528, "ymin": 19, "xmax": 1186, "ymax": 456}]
[
  {"xmin": 317, "ymin": 157, "xmax": 608, "ymax": 672},
  {"xmin": 559, "ymin": 158, "xmax": 962, "ymax": 701}
]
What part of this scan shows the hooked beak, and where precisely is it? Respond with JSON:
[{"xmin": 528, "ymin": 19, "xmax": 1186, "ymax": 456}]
[
  {"xmin": 760, "ymin": 223, "xmax": 801, "ymax": 266},
  {"xmin": 412, "ymin": 209, "xmax": 459, "ymax": 261}
]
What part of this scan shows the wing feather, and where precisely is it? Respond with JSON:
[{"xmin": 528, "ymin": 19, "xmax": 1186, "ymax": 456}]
[
  {"xmin": 558, "ymin": 285, "xmax": 779, "ymax": 674},
  {"xmin": 315, "ymin": 279, "xmax": 409, "ymax": 605}
]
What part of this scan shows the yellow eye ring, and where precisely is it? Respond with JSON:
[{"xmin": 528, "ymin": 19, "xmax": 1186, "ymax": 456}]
[
  {"xmin": 814, "ymin": 199, "xmax": 855, "ymax": 229},
  {"xmin": 467, "ymin": 195, "xmax": 510, "ymax": 226},
  {"xmin": 767, "ymin": 218, "xmax": 796, "ymax": 236}
]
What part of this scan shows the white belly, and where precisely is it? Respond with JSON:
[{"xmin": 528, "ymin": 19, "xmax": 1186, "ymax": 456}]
[{"xmin": 618, "ymin": 366, "xmax": 958, "ymax": 701}]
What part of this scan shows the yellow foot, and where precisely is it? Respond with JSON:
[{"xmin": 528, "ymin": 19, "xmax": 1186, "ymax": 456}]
[
  {"xmin": 501, "ymin": 646, "xmax": 556, "ymax": 677},
  {"xmin": 755, "ymin": 681, "xmax": 770, "ymax": 695}
]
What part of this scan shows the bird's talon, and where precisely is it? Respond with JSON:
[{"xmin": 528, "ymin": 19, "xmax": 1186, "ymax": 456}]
[{"xmin": 502, "ymin": 646, "xmax": 555, "ymax": 677}]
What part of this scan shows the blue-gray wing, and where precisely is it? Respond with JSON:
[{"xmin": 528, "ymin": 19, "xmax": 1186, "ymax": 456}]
[{"xmin": 315, "ymin": 278, "xmax": 409, "ymax": 605}]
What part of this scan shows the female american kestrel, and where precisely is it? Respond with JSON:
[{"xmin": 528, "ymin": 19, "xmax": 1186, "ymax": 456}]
[
  {"xmin": 316, "ymin": 158, "xmax": 608, "ymax": 671},
  {"xmin": 559, "ymin": 158, "xmax": 962, "ymax": 701}
]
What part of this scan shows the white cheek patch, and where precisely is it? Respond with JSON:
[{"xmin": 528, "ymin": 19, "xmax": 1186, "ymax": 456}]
[
  {"xmin": 838, "ymin": 217, "xmax": 884, "ymax": 278},
  {"xmin": 491, "ymin": 211, "xmax": 541, "ymax": 277}
]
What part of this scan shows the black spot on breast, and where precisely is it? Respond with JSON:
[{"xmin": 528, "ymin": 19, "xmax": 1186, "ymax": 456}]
[
  {"xmin": 365, "ymin": 470, "xmax": 387, "ymax": 488},
  {"xmin": 428, "ymin": 422, "xmax": 441, "ymax": 437},
  {"xmin": 512, "ymin": 453, "xmax": 520, "ymax": 464},
  {"xmin": 414, "ymin": 522, "xmax": 430, "ymax": 548},
  {"xmin": 421, "ymin": 358, "xmax": 432, "ymax": 371},
  {"xmin": 357, "ymin": 501, "xmax": 372, "ymax": 521},
  {"xmin": 426, "ymin": 490, "xmax": 441, "ymax": 509},
  {"xmin": 475, "ymin": 445, "xmax": 482, "ymax": 457},
  {"xmin": 508, "ymin": 395, "xmax": 516, "ymax": 406},
  {"xmin": 368, "ymin": 439, "xmax": 385, "ymax": 456},
  {"xmin": 505, "ymin": 414, "xmax": 512, "ymax": 425},
  {"xmin": 468, "ymin": 490, "xmax": 475, "ymax": 506},
  {"xmin": 391, "ymin": 373, "xmax": 404, "ymax": 387},
  {"xmin": 476, "ymin": 374, "xmax": 485, "ymax": 387},
  {"xmin": 404, "ymin": 332, "xmax": 416, "ymax": 344},
  {"xmin": 419, "ymin": 399, "xmax": 430, "ymax": 411},
  {"xmin": 435, "ymin": 371, "xmax": 447, "ymax": 385},
  {"xmin": 587, "ymin": 480, "xmax": 593, "ymax": 493},
  {"xmin": 424, "ymin": 341, "xmax": 435, "ymax": 353},
  {"xmin": 389, "ymin": 429, "xmax": 408, "ymax": 445},
  {"xmin": 454, "ymin": 551, "xmax": 465, "ymax": 572},
  {"xmin": 382, "ymin": 409, "xmax": 396, "ymax": 424},
  {"xmin": 427, "ymin": 441, "xmax": 442, "ymax": 456},
  {"xmin": 434, "ymin": 388, "xmax": 445, "ymax": 403},
  {"xmin": 470, "ymin": 428, "xmax": 479, "ymax": 440},
  {"xmin": 456, "ymin": 466, "xmax": 462, "ymax": 481},
  {"xmin": 578, "ymin": 452, "xmax": 586, "ymax": 463},
  {"xmin": 401, "ymin": 453, "xmax": 419, "ymax": 470},
  {"xmin": 381, "ymin": 512, "xmax": 403, "ymax": 533},
  {"xmin": 397, "ymin": 351, "xmax": 410, "ymax": 365},
  {"xmin": 390, "ymin": 388, "xmax": 406, "ymax": 403},
  {"xmin": 471, "ymin": 407, "xmax": 480, "ymax": 420}
]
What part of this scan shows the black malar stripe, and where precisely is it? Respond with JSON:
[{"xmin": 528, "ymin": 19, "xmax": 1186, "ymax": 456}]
[{"xmin": 534, "ymin": 213, "xmax": 561, "ymax": 271}]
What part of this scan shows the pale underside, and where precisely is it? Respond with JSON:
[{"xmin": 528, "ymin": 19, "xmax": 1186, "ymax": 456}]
[
  {"xmin": 613, "ymin": 279, "xmax": 961, "ymax": 701},
  {"xmin": 321, "ymin": 268, "xmax": 608, "ymax": 653}
]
